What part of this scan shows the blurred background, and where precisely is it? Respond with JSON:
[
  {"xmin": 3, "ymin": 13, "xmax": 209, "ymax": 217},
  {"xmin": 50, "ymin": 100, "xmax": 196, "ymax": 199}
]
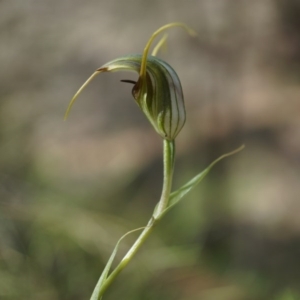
[{"xmin": 1, "ymin": 1, "xmax": 300, "ymax": 299}]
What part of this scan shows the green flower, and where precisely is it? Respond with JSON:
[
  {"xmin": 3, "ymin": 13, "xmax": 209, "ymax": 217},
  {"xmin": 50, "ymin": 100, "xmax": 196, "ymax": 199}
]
[{"xmin": 65, "ymin": 23, "xmax": 196, "ymax": 140}]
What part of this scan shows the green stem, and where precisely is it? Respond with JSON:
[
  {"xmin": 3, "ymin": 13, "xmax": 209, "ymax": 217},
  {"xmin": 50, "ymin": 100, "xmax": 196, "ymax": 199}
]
[
  {"xmin": 95, "ymin": 139, "xmax": 175, "ymax": 299},
  {"xmin": 154, "ymin": 139, "xmax": 175, "ymax": 218}
]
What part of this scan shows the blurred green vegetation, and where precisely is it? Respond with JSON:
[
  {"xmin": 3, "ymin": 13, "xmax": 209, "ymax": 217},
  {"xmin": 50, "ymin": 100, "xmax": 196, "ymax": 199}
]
[{"xmin": 1, "ymin": 1, "xmax": 300, "ymax": 299}]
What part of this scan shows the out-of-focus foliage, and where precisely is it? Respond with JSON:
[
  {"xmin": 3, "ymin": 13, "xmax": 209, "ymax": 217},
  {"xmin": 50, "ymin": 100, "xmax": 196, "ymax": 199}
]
[{"xmin": 1, "ymin": 1, "xmax": 300, "ymax": 300}]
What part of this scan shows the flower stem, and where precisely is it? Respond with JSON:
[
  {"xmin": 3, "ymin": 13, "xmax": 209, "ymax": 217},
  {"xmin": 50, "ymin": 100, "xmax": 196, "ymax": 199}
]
[
  {"xmin": 94, "ymin": 139, "xmax": 175, "ymax": 299},
  {"xmin": 154, "ymin": 139, "xmax": 175, "ymax": 218}
]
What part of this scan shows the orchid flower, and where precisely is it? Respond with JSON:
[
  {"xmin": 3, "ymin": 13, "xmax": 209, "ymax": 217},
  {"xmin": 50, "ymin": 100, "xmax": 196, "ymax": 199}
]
[{"xmin": 65, "ymin": 23, "xmax": 196, "ymax": 140}]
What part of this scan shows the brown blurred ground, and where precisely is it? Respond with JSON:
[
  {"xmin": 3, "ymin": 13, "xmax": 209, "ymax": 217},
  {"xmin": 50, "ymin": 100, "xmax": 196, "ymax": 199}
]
[{"xmin": 0, "ymin": 1, "xmax": 300, "ymax": 300}]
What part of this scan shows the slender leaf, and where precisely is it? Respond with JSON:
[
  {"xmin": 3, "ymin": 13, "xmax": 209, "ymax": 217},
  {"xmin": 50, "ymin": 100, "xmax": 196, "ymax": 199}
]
[
  {"xmin": 90, "ymin": 227, "xmax": 144, "ymax": 300},
  {"xmin": 157, "ymin": 145, "xmax": 244, "ymax": 218}
]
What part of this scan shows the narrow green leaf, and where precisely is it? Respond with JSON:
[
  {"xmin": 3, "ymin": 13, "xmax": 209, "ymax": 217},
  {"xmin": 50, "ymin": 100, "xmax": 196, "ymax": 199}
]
[
  {"xmin": 90, "ymin": 227, "xmax": 144, "ymax": 300},
  {"xmin": 156, "ymin": 145, "xmax": 244, "ymax": 218}
]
